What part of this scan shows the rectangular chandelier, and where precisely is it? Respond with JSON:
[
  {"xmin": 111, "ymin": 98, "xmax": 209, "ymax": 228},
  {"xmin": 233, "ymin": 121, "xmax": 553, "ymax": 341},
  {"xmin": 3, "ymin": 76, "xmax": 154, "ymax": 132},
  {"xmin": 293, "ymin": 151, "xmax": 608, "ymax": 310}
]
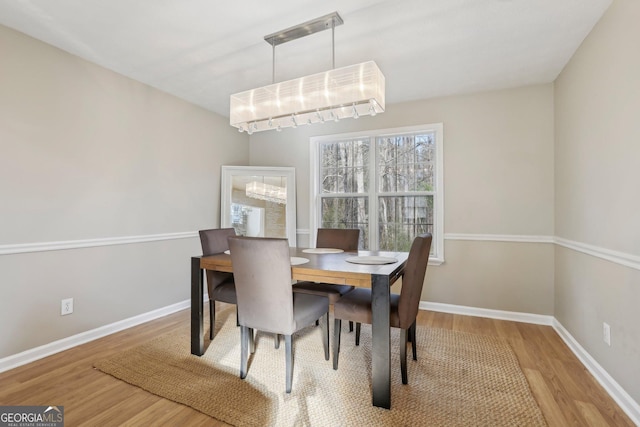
[
  {"xmin": 230, "ymin": 61, "xmax": 385, "ymax": 133},
  {"xmin": 229, "ymin": 12, "xmax": 385, "ymax": 134}
]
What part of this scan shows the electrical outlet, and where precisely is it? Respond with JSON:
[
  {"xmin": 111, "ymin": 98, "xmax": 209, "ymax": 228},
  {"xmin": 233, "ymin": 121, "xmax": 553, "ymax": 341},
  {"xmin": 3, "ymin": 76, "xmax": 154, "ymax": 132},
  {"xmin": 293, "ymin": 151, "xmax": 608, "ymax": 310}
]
[
  {"xmin": 603, "ymin": 322, "xmax": 611, "ymax": 346},
  {"xmin": 61, "ymin": 298, "xmax": 73, "ymax": 316}
]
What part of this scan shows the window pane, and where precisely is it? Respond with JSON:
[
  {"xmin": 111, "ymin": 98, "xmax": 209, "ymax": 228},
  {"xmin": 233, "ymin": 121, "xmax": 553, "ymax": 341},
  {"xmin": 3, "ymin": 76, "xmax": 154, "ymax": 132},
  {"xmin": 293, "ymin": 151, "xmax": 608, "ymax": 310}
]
[
  {"xmin": 321, "ymin": 197, "xmax": 369, "ymax": 249},
  {"xmin": 320, "ymin": 139, "xmax": 369, "ymax": 193},
  {"xmin": 378, "ymin": 196, "xmax": 433, "ymax": 251},
  {"xmin": 315, "ymin": 124, "xmax": 441, "ymax": 255},
  {"xmin": 377, "ymin": 133, "xmax": 435, "ymax": 192}
]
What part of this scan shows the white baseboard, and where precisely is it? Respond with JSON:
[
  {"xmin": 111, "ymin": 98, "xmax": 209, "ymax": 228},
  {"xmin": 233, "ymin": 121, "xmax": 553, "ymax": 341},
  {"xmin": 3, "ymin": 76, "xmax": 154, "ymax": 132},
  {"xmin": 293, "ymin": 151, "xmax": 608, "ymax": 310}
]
[
  {"xmin": 419, "ymin": 301, "xmax": 554, "ymax": 325},
  {"xmin": 552, "ymin": 320, "xmax": 640, "ymax": 425},
  {"xmin": 0, "ymin": 299, "xmax": 190, "ymax": 373},
  {"xmin": 420, "ymin": 301, "xmax": 639, "ymax": 425}
]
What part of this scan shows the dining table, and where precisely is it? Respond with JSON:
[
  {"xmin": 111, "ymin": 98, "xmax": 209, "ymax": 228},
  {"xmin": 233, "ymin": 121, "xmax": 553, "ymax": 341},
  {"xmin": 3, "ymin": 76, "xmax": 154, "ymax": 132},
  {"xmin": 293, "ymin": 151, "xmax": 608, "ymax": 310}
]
[{"xmin": 190, "ymin": 246, "xmax": 409, "ymax": 409}]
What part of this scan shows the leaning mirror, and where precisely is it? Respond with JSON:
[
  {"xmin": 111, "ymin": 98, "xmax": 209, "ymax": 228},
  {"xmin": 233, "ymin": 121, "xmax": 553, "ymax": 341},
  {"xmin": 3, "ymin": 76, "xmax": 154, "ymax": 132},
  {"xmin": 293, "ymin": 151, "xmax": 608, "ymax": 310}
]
[{"xmin": 221, "ymin": 166, "xmax": 296, "ymax": 245}]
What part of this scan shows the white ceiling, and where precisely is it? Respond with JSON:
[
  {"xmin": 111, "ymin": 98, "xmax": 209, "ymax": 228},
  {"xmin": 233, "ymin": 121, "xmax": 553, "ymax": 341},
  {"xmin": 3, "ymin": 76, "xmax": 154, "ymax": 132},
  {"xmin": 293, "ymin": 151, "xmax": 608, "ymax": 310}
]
[{"xmin": 0, "ymin": 0, "xmax": 611, "ymax": 119}]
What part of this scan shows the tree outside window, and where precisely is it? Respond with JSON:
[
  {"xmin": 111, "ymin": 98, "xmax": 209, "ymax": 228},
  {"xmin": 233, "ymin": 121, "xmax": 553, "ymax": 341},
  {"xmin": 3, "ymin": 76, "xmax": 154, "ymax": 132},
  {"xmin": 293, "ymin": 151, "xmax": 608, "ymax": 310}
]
[{"xmin": 313, "ymin": 124, "xmax": 443, "ymax": 260}]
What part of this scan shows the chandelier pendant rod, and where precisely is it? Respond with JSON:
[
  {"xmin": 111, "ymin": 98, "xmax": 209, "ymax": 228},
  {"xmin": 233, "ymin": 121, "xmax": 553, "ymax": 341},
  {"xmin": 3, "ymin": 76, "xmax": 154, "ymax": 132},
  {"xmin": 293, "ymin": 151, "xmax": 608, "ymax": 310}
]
[
  {"xmin": 332, "ymin": 18, "xmax": 335, "ymax": 69},
  {"xmin": 265, "ymin": 12, "xmax": 343, "ymax": 83},
  {"xmin": 272, "ymin": 42, "xmax": 276, "ymax": 84}
]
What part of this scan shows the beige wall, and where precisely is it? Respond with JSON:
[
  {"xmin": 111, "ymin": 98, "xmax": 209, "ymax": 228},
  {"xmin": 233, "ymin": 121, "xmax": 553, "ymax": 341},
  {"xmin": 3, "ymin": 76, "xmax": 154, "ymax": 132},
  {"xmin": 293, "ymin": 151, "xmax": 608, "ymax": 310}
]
[
  {"xmin": 250, "ymin": 84, "xmax": 556, "ymax": 315},
  {"xmin": 554, "ymin": 0, "xmax": 640, "ymax": 403},
  {"xmin": 0, "ymin": 25, "xmax": 250, "ymax": 357},
  {"xmin": 3, "ymin": 2, "xmax": 637, "ymax": 409}
]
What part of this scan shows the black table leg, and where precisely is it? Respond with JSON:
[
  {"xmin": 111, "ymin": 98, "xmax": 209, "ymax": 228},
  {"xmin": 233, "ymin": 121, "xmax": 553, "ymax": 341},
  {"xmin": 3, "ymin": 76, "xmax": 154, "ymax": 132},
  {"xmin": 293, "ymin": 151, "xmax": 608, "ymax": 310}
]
[
  {"xmin": 371, "ymin": 274, "xmax": 391, "ymax": 409},
  {"xmin": 191, "ymin": 257, "xmax": 204, "ymax": 356}
]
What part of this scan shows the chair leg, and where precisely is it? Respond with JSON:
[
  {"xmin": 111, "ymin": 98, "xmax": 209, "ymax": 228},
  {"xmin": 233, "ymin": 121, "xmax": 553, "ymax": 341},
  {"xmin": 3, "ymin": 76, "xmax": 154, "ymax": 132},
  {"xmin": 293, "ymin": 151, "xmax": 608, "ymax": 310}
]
[
  {"xmin": 401, "ymin": 328, "xmax": 408, "ymax": 384},
  {"xmin": 349, "ymin": 321, "xmax": 354, "ymax": 332},
  {"xmin": 249, "ymin": 328, "xmax": 255, "ymax": 354},
  {"xmin": 321, "ymin": 313, "xmax": 329, "ymax": 360},
  {"xmin": 240, "ymin": 326, "xmax": 249, "ymax": 379},
  {"xmin": 410, "ymin": 321, "xmax": 417, "ymax": 361},
  {"xmin": 285, "ymin": 335, "xmax": 293, "ymax": 393},
  {"xmin": 355, "ymin": 323, "xmax": 361, "ymax": 346},
  {"xmin": 236, "ymin": 308, "xmax": 239, "ymax": 327},
  {"xmin": 333, "ymin": 319, "xmax": 342, "ymax": 370},
  {"xmin": 274, "ymin": 333, "xmax": 280, "ymax": 349},
  {"xmin": 209, "ymin": 300, "xmax": 215, "ymax": 340}
]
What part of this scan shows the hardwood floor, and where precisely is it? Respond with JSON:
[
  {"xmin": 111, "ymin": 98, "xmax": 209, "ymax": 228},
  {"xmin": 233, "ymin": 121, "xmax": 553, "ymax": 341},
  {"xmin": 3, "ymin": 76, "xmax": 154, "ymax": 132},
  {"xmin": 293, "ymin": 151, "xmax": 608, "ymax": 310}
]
[{"xmin": 0, "ymin": 305, "xmax": 634, "ymax": 426}]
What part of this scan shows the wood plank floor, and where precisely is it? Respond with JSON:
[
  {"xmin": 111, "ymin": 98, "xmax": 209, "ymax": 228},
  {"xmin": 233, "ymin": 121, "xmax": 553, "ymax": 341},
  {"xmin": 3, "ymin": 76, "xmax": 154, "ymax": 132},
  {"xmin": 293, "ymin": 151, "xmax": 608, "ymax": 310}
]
[{"xmin": 0, "ymin": 304, "xmax": 634, "ymax": 426}]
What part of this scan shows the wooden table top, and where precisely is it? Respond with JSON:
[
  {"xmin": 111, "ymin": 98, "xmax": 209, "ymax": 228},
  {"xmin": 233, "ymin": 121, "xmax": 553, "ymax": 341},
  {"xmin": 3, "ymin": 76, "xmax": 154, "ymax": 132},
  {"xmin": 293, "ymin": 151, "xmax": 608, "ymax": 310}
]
[{"xmin": 199, "ymin": 247, "xmax": 409, "ymax": 288}]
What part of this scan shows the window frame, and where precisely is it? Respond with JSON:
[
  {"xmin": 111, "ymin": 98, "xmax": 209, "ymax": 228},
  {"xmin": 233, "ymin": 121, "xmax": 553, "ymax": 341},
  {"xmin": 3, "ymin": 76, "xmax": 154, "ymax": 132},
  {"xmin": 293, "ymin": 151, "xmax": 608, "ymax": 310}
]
[{"xmin": 310, "ymin": 123, "xmax": 444, "ymax": 264}]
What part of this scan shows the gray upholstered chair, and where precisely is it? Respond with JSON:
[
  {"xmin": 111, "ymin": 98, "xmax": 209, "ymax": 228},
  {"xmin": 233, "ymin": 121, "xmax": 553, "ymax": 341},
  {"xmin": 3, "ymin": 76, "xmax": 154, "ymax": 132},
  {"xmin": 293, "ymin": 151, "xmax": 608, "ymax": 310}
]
[
  {"xmin": 292, "ymin": 228, "xmax": 360, "ymax": 331},
  {"xmin": 315, "ymin": 228, "xmax": 360, "ymax": 252},
  {"xmin": 199, "ymin": 228, "xmax": 237, "ymax": 340},
  {"xmin": 228, "ymin": 236, "xmax": 330, "ymax": 393},
  {"xmin": 332, "ymin": 233, "xmax": 432, "ymax": 384}
]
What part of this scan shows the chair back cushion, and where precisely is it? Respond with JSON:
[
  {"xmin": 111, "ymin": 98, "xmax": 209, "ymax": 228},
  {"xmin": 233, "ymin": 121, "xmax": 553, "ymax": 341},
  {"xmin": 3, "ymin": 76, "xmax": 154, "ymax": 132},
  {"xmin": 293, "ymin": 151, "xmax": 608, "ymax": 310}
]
[
  {"xmin": 228, "ymin": 236, "xmax": 295, "ymax": 335},
  {"xmin": 199, "ymin": 228, "xmax": 236, "ymax": 254},
  {"xmin": 199, "ymin": 228, "xmax": 236, "ymax": 295},
  {"xmin": 316, "ymin": 228, "xmax": 360, "ymax": 251},
  {"xmin": 397, "ymin": 233, "xmax": 432, "ymax": 329}
]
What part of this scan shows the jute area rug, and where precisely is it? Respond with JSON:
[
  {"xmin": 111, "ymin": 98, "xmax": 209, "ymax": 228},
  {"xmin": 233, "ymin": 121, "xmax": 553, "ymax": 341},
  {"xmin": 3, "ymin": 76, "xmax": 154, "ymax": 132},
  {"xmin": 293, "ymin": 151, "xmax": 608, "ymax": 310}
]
[{"xmin": 94, "ymin": 306, "xmax": 546, "ymax": 426}]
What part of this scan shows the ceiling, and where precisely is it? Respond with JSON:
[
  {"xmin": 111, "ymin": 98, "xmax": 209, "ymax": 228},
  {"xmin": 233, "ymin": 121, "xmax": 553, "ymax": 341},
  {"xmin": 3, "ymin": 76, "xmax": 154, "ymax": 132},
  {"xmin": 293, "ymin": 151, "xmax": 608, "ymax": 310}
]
[{"xmin": 0, "ymin": 0, "xmax": 611, "ymax": 119}]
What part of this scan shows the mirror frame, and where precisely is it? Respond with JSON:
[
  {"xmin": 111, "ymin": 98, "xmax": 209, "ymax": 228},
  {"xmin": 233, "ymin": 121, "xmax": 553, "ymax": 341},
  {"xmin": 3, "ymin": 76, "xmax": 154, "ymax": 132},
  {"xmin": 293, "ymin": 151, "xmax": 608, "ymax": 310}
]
[{"xmin": 220, "ymin": 165, "xmax": 297, "ymax": 245}]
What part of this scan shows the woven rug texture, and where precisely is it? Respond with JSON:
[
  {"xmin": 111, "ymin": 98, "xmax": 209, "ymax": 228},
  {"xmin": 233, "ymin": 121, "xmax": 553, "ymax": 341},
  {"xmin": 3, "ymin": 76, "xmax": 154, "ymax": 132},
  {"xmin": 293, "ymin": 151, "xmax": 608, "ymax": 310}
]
[{"xmin": 94, "ymin": 306, "xmax": 547, "ymax": 426}]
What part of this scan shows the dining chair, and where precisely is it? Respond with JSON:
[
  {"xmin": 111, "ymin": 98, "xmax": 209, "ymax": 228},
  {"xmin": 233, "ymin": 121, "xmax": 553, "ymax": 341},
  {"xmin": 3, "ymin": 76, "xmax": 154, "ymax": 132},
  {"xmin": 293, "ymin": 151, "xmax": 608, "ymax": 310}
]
[
  {"xmin": 315, "ymin": 228, "xmax": 360, "ymax": 251},
  {"xmin": 332, "ymin": 233, "xmax": 432, "ymax": 384},
  {"xmin": 199, "ymin": 228, "xmax": 237, "ymax": 340},
  {"xmin": 292, "ymin": 228, "xmax": 360, "ymax": 331},
  {"xmin": 228, "ymin": 236, "xmax": 330, "ymax": 393}
]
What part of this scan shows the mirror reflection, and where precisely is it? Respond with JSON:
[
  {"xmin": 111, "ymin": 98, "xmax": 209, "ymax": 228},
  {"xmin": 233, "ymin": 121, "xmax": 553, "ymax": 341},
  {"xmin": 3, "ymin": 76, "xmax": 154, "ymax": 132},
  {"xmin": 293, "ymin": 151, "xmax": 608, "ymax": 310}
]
[
  {"xmin": 221, "ymin": 166, "xmax": 296, "ymax": 244},
  {"xmin": 230, "ymin": 175, "xmax": 288, "ymax": 238}
]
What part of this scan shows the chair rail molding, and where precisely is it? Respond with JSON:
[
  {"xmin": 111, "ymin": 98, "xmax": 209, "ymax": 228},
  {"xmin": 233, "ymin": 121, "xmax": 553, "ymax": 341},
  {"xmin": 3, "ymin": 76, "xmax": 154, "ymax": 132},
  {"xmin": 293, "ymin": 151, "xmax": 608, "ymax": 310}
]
[
  {"xmin": 555, "ymin": 236, "xmax": 640, "ymax": 272},
  {"xmin": 444, "ymin": 233, "xmax": 555, "ymax": 243},
  {"xmin": 0, "ymin": 231, "xmax": 198, "ymax": 256},
  {"xmin": 445, "ymin": 233, "xmax": 639, "ymax": 272},
  {"xmin": 3, "ymin": 232, "xmax": 637, "ymax": 272}
]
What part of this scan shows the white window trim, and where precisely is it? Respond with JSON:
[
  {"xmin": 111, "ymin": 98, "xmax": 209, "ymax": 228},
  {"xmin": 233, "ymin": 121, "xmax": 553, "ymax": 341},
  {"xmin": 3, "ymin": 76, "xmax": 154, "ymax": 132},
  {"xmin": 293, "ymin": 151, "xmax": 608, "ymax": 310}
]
[{"xmin": 309, "ymin": 123, "xmax": 444, "ymax": 265}]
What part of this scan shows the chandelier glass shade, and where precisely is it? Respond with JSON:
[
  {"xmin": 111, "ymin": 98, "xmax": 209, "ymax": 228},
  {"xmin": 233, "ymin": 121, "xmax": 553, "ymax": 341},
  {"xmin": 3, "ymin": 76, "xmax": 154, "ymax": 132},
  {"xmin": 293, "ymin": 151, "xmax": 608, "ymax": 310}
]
[
  {"xmin": 230, "ymin": 61, "xmax": 385, "ymax": 133},
  {"xmin": 229, "ymin": 12, "xmax": 385, "ymax": 133},
  {"xmin": 245, "ymin": 181, "xmax": 287, "ymax": 204}
]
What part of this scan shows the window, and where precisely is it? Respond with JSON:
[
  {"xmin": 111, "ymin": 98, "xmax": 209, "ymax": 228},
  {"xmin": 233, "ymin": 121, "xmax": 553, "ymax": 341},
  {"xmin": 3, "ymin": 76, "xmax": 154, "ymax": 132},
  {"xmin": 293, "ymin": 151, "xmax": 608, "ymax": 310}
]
[{"xmin": 310, "ymin": 124, "xmax": 443, "ymax": 264}]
